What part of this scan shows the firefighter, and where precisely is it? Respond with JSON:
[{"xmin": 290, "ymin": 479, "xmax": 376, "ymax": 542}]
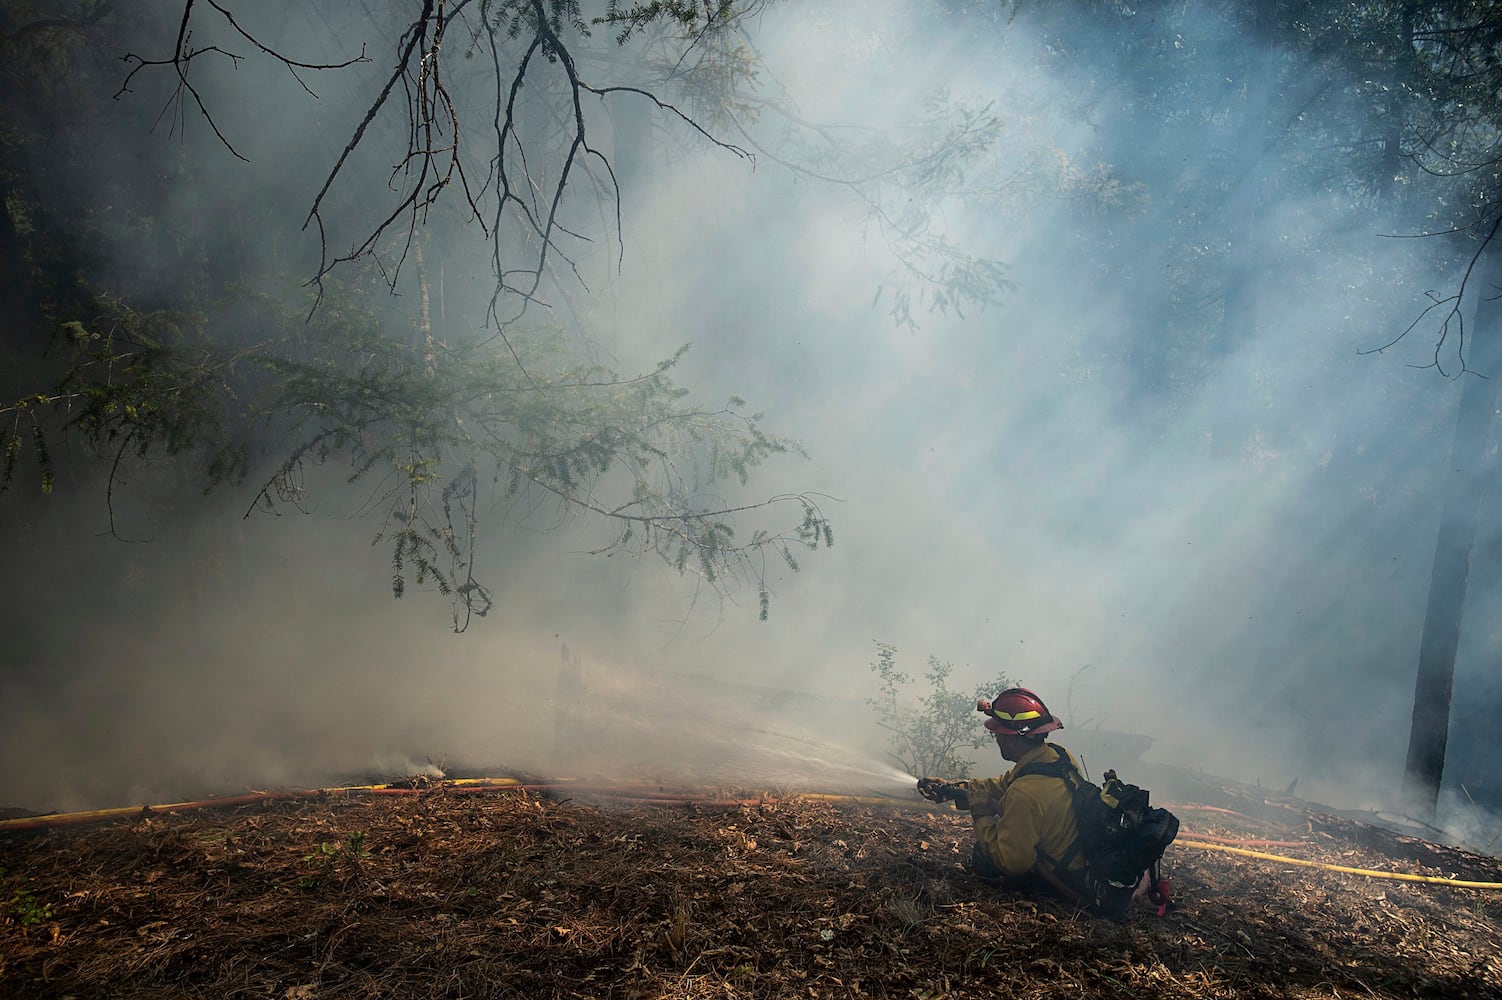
[{"xmin": 918, "ymin": 687, "xmax": 1088, "ymax": 902}]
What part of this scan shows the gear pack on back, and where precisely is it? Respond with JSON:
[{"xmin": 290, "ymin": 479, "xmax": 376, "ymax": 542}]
[{"xmin": 1015, "ymin": 748, "xmax": 1179, "ymax": 918}]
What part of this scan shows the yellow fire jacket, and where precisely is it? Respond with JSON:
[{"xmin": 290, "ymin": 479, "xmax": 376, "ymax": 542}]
[{"xmin": 964, "ymin": 741, "xmax": 1086, "ymax": 882}]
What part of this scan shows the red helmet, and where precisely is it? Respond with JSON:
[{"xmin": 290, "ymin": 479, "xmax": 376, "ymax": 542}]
[{"xmin": 977, "ymin": 687, "xmax": 1062, "ymax": 736}]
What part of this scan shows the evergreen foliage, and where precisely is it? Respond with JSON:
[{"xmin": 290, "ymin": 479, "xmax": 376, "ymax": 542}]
[
  {"xmin": 1, "ymin": 285, "xmax": 833, "ymax": 630},
  {"xmin": 1, "ymin": 300, "xmax": 240, "ymax": 508},
  {"xmin": 248, "ymin": 303, "xmax": 833, "ymax": 630}
]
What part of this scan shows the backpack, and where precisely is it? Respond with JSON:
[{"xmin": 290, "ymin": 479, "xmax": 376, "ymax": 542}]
[{"xmin": 1014, "ymin": 745, "xmax": 1180, "ymax": 918}]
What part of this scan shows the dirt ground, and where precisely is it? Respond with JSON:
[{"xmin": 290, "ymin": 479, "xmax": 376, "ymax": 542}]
[{"xmin": 2, "ymin": 780, "xmax": 1501, "ymax": 999}]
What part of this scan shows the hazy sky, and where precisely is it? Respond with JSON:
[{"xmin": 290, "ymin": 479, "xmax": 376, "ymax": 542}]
[{"xmin": 2, "ymin": 1, "xmax": 1497, "ymax": 850}]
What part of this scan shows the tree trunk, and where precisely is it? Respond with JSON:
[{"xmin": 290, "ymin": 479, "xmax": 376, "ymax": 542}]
[
  {"xmin": 1402, "ymin": 245, "xmax": 1502, "ymax": 817},
  {"xmin": 0, "ymin": 175, "xmax": 39, "ymax": 376}
]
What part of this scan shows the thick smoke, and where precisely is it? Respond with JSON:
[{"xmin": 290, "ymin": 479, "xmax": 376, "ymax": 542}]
[{"xmin": 2, "ymin": 1, "xmax": 1498, "ymax": 854}]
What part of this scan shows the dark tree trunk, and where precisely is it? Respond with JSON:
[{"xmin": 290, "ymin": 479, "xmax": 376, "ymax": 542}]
[
  {"xmin": 1403, "ymin": 246, "xmax": 1502, "ymax": 817},
  {"xmin": 0, "ymin": 175, "xmax": 39, "ymax": 376}
]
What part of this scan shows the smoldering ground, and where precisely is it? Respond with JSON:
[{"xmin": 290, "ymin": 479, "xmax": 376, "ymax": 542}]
[{"xmin": 1, "ymin": 1, "xmax": 1499, "ymax": 853}]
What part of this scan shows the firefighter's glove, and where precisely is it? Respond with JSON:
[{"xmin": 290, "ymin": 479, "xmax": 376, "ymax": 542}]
[{"xmin": 917, "ymin": 777, "xmax": 970, "ymax": 810}]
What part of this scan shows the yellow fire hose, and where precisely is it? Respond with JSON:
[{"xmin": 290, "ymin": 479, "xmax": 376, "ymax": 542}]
[
  {"xmin": 0, "ymin": 781, "xmax": 933, "ymax": 834},
  {"xmin": 1176, "ymin": 838, "xmax": 1502, "ymax": 890},
  {"xmin": 0, "ymin": 779, "xmax": 535, "ymax": 833}
]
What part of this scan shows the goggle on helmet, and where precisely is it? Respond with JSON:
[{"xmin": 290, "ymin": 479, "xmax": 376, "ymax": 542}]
[{"xmin": 977, "ymin": 686, "xmax": 1063, "ymax": 736}]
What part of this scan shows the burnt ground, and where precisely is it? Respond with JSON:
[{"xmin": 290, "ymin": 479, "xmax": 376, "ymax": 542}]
[{"xmin": 1, "ymin": 781, "xmax": 1500, "ymax": 999}]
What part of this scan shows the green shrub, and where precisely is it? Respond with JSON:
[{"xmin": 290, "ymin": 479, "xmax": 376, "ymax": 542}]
[{"xmin": 867, "ymin": 641, "xmax": 1016, "ymax": 780}]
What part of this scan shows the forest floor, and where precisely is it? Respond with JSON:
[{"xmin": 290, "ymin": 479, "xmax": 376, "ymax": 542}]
[{"xmin": 2, "ymin": 774, "xmax": 1501, "ymax": 999}]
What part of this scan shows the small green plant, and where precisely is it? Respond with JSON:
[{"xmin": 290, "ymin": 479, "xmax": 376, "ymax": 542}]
[
  {"xmin": 867, "ymin": 640, "xmax": 1015, "ymax": 780},
  {"xmin": 11, "ymin": 889, "xmax": 53, "ymax": 927},
  {"xmin": 6, "ymin": 880, "xmax": 53, "ymax": 928},
  {"xmin": 2, "ymin": 865, "xmax": 52, "ymax": 928},
  {"xmin": 300, "ymin": 831, "xmax": 371, "ymax": 888}
]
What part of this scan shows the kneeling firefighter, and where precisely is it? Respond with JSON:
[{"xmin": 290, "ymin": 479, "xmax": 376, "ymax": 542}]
[{"xmin": 918, "ymin": 687, "xmax": 1088, "ymax": 903}]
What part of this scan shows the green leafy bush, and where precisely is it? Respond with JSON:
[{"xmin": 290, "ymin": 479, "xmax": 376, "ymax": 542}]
[{"xmin": 866, "ymin": 641, "xmax": 1016, "ymax": 780}]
